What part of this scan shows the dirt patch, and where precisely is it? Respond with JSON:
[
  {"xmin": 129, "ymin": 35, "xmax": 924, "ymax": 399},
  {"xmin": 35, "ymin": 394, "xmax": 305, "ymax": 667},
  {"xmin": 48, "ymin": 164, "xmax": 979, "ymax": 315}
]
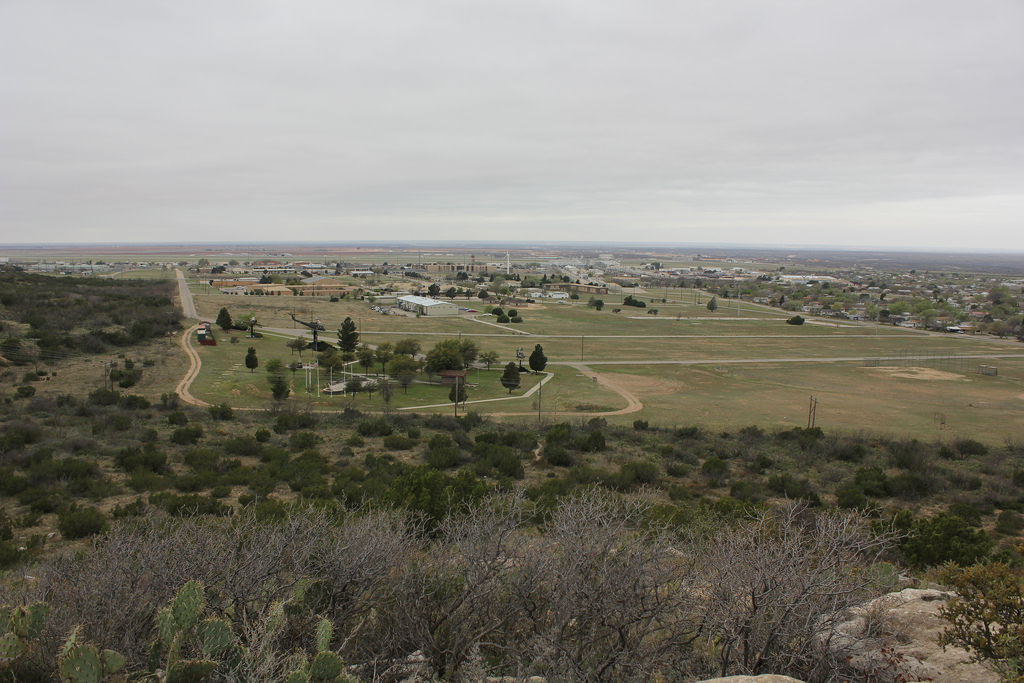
[{"xmin": 861, "ymin": 367, "xmax": 968, "ymax": 381}]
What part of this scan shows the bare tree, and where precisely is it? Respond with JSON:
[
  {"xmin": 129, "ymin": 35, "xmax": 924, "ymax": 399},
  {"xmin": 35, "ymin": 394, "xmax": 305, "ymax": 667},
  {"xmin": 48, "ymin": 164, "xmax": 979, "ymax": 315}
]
[
  {"xmin": 509, "ymin": 489, "xmax": 700, "ymax": 682},
  {"xmin": 693, "ymin": 502, "xmax": 894, "ymax": 680}
]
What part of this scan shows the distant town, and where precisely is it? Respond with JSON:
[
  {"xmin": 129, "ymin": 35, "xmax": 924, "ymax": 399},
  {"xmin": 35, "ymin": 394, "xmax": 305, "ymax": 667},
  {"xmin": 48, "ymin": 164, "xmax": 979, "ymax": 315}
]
[{"xmin": 4, "ymin": 245, "xmax": 1022, "ymax": 340}]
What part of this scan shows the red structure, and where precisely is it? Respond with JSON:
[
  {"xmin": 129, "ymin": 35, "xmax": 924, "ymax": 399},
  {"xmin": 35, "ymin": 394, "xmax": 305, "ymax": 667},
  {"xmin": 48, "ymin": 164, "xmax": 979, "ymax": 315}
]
[{"xmin": 197, "ymin": 322, "xmax": 216, "ymax": 346}]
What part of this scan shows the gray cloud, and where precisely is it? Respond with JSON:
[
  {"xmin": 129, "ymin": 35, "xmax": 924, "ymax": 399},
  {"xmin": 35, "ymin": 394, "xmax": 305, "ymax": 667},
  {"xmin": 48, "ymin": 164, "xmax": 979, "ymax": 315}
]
[{"xmin": 2, "ymin": 0, "xmax": 1022, "ymax": 248}]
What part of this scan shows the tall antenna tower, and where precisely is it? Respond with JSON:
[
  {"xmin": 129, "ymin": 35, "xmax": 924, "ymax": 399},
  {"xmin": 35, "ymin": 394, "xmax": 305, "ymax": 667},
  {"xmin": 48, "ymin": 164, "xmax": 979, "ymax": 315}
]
[{"xmin": 505, "ymin": 251, "xmax": 511, "ymax": 275}]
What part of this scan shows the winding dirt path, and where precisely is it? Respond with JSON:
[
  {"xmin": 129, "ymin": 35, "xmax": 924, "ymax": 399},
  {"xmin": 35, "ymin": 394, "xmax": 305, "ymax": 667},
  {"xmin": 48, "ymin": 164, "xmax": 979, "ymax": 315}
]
[
  {"xmin": 489, "ymin": 362, "xmax": 644, "ymax": 418},
  {"xmin": 175, "ymin": 323, "xmax": 209, "ymax": 407}
]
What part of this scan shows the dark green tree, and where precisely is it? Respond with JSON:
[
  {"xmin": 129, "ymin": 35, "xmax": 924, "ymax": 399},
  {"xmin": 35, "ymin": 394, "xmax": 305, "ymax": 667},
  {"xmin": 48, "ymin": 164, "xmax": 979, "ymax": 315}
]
[
  {"xmin": 244, "ymin": 346, "xmax": 258, "ymax": 373},
  {"xmin": 268, "ymin": 372, "xmax": 289, "ymax": 400},
  {"xmin": 501, "ymin": 362, "xmax": 521, "ymax": 394},
  {"xmin": 337, "ymin": 317, "xmax": 359, "ymax": 352},
  {"xmin": 706, "ymin": 296, "xmax": 718, "ymax": 312},
  {"xmin": 286, "ymin": 336, "xmax": 308, "ymax": 357},
  {"xmin": 528, "ymin": 344, "xmax": 547, "ymax": 373},
  {"xmin": 216, "ymin": 307, "xmax": 233, "ymax": 331},
  {"xmin": 357, "ymin": 346, "xmax": 375, "ymax": 375},
  {"xmin": 389, "ymin": 355, "xmax": 421, "ymax": 393},
  {"xmin": 394, "ymin": 338, "xmax": 421, "ymax": 357},
  {"xmin": 448, "ymin": 382, "xmax": 467, "ymax": 406},
  {"xmin": 427, "ymin": 283, "xmax": 441, "ymax": 297},
  {"xmin": 479, "ymin": 350, "xmax": 499, "ymax": 370},
  {"xmin": 375, "ymin": 342, "xmax": 394, "ymax": 374}
]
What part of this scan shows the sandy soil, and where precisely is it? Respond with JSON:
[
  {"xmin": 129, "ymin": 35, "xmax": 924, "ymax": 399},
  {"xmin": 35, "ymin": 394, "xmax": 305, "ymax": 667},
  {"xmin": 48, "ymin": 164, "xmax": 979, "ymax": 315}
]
[{"xmin": 861, "ymin": 367, "xmax": 969, "ymax": 381}]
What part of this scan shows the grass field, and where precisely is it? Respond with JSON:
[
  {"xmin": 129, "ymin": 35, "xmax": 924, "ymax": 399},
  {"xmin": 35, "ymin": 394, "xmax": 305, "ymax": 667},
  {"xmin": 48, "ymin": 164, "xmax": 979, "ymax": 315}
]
[{"xmin": 181, "ymin": 284, "xmax": 1024, "ymax": 442}]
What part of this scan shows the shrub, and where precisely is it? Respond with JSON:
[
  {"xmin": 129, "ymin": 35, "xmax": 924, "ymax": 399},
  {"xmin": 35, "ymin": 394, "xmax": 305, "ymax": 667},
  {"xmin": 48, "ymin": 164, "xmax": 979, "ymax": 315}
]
[
  {"xmin": 14, "ymin": 385, "xmax": 36, "ymax": 399},
  {"xmin": 605, "ymin": 461, "xmax": 660, "ymax": 491},
  {"xmin": 357, "ymin": 418, "xmax": 393, "ymax": 437},
  {"xmin": 701, "ymin": 456, "xmax": 729, "ymax": 484},
  {"xmin": 0, "ymin": 540, "xmax": 20, "ymax": 568},
  {"xmin": 938, "ymin": 562, "xmax": 1024, "ymax": 675},
  {"xmin": 119, "ymin": 394, "xmax": 150, "ymax": 410},
  {"xmin": 170, "ymin": 425, "xmax": 203, "ymax": 445},
  {"xmin": 115, "ymin": 445, "xmax": 167, "ymax": 473},
  {"xmin": 632, "ymin": 419, "xmax": 649, "ymax": 431},
  {"xmin": 767, "ymin": 473, "xmax": 820, "ymax": 504},
  {"xmin": 836, "ymin": 482, "xmax": 867, "ymax": 509},
  {"xmin": 254, "ymin": 428, "xmax": 272, "ymax": 443},
  {"xmin": 573, "ymin": 430, "xmax": 606, "ymax": 452},
  {"xmin": 209, "ymin": 403, "xmax": 234, "ymax": 420},
  {"xmin": 855, "ymin": 466, "xmax": 891, "ymax": 497},
  {"xmin": 88, "ymin": 388, "xmax": 120, "ymax": 406},
  {"xmin": 955, "ymin": 439, "xmax": 989, "ymax": 457},
  {"xmin": 786, "ymin": 315, "xmax": 805, "ymax": 325},
  {"xmin": 57, "ymin": 505, "xmax": 109, "ymax": 539},
  {"xmin": 902, "ymin": 512, "xmax": 992, "ymax": 568},
  {"xmin": 665, "ymin": 462, "xmax": 690, "ymax": 477},
  {"xmin": 289, "ymin": 431, "xmax": 321, "ymax": 450},
  {"xmin": 167, "ymin": 411, "xmax": 188, "ymax": 426},
  {"xmin": 383, "ymin": 434, "xmax": 415, "ymax": 450},
  {"xmin": 543, "ymin": 445, "xmax": 573, "ymax": 467},
  {"xmin": 729, "ymin": 480, "xmax": 760, "ymax": 501},
  {"xmin": 273, "ymin": 412, "xmax": 316, "ymax": 433}
]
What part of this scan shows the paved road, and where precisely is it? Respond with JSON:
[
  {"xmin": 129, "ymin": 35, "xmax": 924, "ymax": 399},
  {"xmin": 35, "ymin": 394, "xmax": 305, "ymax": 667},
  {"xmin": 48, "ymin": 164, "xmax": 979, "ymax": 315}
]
[{"xmin": 175, "ymin": 268, "xmax": 198, "ymax": 319}]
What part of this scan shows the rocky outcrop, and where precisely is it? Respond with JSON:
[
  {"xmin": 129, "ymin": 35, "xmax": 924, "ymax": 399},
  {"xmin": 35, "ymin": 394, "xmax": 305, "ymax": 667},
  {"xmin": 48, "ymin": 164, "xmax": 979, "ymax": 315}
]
[
  {"xmin": 830, "ymin": 587, "xmax": 999, "ymax": 683},
  {"xmin": 696, "ymin": 676, "xmax": 805, "ymax": 683}
]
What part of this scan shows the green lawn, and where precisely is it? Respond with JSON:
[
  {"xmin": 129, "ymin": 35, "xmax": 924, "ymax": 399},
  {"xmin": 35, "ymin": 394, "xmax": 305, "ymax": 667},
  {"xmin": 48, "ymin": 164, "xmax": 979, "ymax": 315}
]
[{"xmin": 183, "ymin": 288, "xmax": 1024, "ymax": 441}]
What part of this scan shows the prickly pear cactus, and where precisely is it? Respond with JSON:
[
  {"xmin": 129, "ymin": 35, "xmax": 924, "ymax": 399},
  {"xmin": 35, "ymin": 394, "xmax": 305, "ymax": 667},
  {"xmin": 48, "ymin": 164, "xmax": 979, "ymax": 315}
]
[
  {"xmin": 171, "ymin": 581, "xmax": 205, "ymax": 632},
  {"xmin": 58, "ymin": 643, "xmax": 102, "ymax": 683},
  {"xmin": 9, "ymin": 602, "xmax": 50, "ymax": 639},
  {"xmin": 164, "ymin": 659, "xmax": 216, "ymax": 683},
  {"xmin": 0, "ymin": 602, "xmax": 50, "ymax": 668},
  {"xmin": 314, "ymin": 618, "xmax": 333, "ymax": 653},
  {"xmin": 0, "ymin": 632, "xmax": 27, "ymax": 665},
  {"xmin": 56, "ymin": 625, "xmax": 127, "ymax": 683},
  {"xmin": 308, "ymin": 651, "xmax": 343, "ymax": 682},
  {"xmin": 198, "ymin": 618, "xmax": 235, "ymax": 659}
]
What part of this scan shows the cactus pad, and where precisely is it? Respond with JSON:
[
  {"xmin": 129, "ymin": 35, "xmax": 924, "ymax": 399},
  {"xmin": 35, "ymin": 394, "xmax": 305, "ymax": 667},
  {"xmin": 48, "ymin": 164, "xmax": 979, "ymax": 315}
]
[
  {"xmin": 156, "ymin": 607, "xmax": 177, "ymax": 647},
  {"xmin": 10, "ymin": 603, "xmax": 49, "ymax": 640},
  {"xmin": 314, "ymin": 618, "xmax": 333, "ymax": 653},
  {"xmin": 308, "ymin": 651, "xmax": 343, "ymax": 682},
  {"xmin": 100, "ymin": 648, "xmax": 126, "ymax": 673},
  {"xmin": 0, "ymin": 632, "xmax": 27, "ymax": 664},
  {"xmin": 58, "ymin": 643, "xmax": 102, "ymax": 683},
  {"xmin": 165, "ymin": 659, "xmax": 217, "ymax": 683},
  {"xmin": 199, "ymin": 618, "xmax": 234, "ymax": 658},
  {"xmin": 171, "ymin": 581, "xmax": 205, "ymax": 632}
]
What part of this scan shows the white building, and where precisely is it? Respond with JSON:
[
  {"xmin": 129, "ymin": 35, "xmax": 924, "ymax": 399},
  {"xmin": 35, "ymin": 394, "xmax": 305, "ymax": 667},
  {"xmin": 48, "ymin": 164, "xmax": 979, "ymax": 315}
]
[{"xmin": 397, "ymin": 295, "xmax": 459, "ymax": 316}]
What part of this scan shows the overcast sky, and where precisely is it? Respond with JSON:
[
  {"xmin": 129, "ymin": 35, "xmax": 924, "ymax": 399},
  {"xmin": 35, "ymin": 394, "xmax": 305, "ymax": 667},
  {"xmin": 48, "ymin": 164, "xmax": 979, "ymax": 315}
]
[{"xmin": 2, "ymin": 1, "xmax": 1022, "ymax": 250}]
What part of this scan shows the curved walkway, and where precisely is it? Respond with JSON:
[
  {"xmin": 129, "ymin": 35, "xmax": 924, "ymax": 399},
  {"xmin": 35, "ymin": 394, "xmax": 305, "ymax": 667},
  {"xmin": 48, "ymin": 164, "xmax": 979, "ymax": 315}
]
[
  {"xmin": 489, "ymin": 363, "xmax": 644, "ymax": 418},
  {"xmin": 175, "ymin": 323, "xmax": 209, "ymax": 407}
]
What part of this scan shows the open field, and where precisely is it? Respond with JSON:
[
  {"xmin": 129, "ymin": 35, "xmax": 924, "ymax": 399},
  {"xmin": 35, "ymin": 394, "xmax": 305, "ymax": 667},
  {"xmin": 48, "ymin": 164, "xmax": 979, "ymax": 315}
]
[{"xmin": 180, "ymin": 282, "xmax": 1024, "ymax": 442}]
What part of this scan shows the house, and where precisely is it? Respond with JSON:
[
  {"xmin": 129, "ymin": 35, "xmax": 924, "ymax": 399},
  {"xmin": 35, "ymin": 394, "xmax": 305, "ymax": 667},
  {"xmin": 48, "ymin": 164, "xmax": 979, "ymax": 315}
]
[
  {"xmin": 397, "ymin": 295, "xmax": 459, "ymax": 316},
  {"xmin": 543, "ymin": 282, "xmax": 609, "ymax": 295}
]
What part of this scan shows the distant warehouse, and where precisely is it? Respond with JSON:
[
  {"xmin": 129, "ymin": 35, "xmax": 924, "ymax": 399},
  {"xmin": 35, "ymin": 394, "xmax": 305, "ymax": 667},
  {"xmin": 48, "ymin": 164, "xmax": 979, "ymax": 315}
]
[{"xmin": 397, "ymin": 295, "xmax": 459, "ymax": 316}]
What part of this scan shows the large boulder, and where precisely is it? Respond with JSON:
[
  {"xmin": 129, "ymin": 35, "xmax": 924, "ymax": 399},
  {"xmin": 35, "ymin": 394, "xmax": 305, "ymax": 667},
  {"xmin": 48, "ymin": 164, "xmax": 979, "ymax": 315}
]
[
  {"xmin": 696, "ymin": 676, "xmax": 805, "ymax": 683},
  {"xmin": 830, "ymin": 587, "xmax": 1000, "ymax": 683}
]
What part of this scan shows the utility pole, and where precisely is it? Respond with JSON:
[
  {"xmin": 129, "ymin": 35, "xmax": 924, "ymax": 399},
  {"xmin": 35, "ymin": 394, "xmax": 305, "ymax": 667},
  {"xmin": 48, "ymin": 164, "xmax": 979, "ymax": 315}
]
[
  {"xmin": 580, "ymin": 335, "xmax": 584, "ymax": 361},
  {"xmin": 537, "ymin": 374, "xmax": 542, "ymax": 428},
  {"xmin": 807, "ymin": 395, "xmax": 817, "ymax": 429}
]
